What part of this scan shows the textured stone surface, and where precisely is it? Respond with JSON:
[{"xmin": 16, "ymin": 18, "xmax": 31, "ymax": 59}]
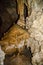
[
  {"xmin": 0, "ymin": 24, "xmax": 29, "ymax": 55},
  {"xmin": 25, "ymin": 0, "xmax": 43, "ymax": 65},
  {"xmin": 0, "ymin": 46, "xmax": 5, "ymax": 65},
  {"xmin": 0, "ymin": 0, "xmax": 43, "ymax": 65}
]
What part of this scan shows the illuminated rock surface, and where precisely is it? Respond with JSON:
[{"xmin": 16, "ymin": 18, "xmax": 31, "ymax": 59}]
[
  {"xmin": 0, "ymin": 24, "xmax": 29, "ymax": 55},
  {"xmin": 0, "ymin": 46, "xmax": 5, "ymax": 65},
  {"xmin": 0, "ymin": 0, "xmax": 43, "ymax": 65},
  {"xmin": 0, "ymin": 24, "xmax": 31, "ymax": 65}
]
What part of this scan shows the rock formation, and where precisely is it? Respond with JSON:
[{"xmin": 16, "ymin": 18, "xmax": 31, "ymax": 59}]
[
  {"xmin": 0, "ymin": 0, "xmax": 43, "ymax": 65},
  {"xmin": 0, "ymin": 24, "xmax": 29, "ymax": 55},
  {"xmin": 25, "ymin": 0, "xmax": 43, "ymax": 65},
  {"xmin": 17, "ymin": 0, "xmax": 32, "ymax": 28}
]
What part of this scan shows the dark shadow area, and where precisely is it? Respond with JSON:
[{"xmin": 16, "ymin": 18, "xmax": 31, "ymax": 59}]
[
  {"xmin": 0, "ymin": 17, "xmax": 3, "ymax": 39},
  {"xmin": 0, "ymin": 0, "xmax": 19, "ymax": 39},
  {"xmin": 20, "ymin": 45, "xmax": 33, "ymax": 65},
  {"xmin": 4, "ymin": 46, "xmax": 33, "ymax": 65},
  {"xmin": 24, "ymin": 3, "xmax": 28, "ymax": 20},
  {"xmin": 24, "ymin": 3, "xmax": 28, "ymax": 28}
]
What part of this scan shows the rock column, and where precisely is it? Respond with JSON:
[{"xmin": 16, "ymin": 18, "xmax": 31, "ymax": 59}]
[{"xmin": 17, "ymin": 0, "xmax": 25, "ymax": 27}]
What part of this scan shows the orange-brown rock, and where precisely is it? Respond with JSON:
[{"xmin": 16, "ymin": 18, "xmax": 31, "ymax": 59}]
[{"xmin": 0, "ymin": 24, "xmax": 29, "ymax": 55}]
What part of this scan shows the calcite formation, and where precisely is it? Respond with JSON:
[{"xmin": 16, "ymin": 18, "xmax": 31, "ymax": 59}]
[
  {"xmin": 0, "ymin": 46, "xmax": 5, "ymax": 65},
  {"xmin": 0, "ymin": 24, "xmax": 29, "ymax": 55},
  {"xmin": 17, "ymin": 0, "xmax": 32, "ymax": 27},
  {"xmin": 0, "ymin": 0, "xmax": 43, "ymax": 65},
  {"xmin": 30, "ymin": 14, "xmax": 43, "ymax": 65},
  {"xmin": 25, "ymin": 0, "xmax": 43, "ymax": 65}
]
